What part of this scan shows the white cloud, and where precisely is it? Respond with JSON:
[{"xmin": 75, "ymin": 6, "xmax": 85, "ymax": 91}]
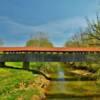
[
  {"xmin": 0, "ymin": 15, "xmax": 96, "ymax": 46},
  {"xmin": 0, "ymin": 16, "xmax": 87, "ymax": 35}
]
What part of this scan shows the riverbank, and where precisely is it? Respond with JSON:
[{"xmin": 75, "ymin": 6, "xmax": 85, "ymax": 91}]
[
  {"xmin": 46, "ymin": 80, "xmax": 100, "ymax": 100},
  {"xmin": 0, "ymin": 67, "xmax": 50, "ymax": 100},
  {"xmin": 1, "ymin": 62, "xmax": 100, "ymax": 100}
]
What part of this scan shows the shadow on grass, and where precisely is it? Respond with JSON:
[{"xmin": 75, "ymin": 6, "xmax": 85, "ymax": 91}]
[
  {"xmin": 0, "ymin": 65, "xmax": 96, "ymax": 81},
  {"xmin": 0, "ymin": 65, "xmax": 50, "ymax": 79},
  {"xmin": 46, "ymin": 93, "xmax": 100, "ymax": 99}
]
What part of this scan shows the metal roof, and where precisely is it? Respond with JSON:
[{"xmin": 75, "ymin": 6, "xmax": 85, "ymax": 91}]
[{"xmin": 0, "ymin": 47, "xmax": 100, "ymax": 52}]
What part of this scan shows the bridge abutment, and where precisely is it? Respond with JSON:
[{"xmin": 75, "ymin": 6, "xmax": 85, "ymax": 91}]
[
  {"xmin": 0, "ymin": 62, "xmax": 5, "ymax": 67},
  {"xmin": 23, "ymin": 62, "xmax": 30, "ymax": 70}
]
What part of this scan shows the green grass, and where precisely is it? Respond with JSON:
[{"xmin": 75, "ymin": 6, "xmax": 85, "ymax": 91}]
[
  {"xmin": 0, "ymin": 67, "xmax": 40, "ymax": 100},
  {"xmin": 6, "ymin": 62, "xmax": 23, "ymax": 68},
  {"xmin": 1, "ymin": 62, "xmax": 100, "ymax": 99},
  {"xmin": 0, "ymin": 88, "xmax": 40, "ymax": 100}
]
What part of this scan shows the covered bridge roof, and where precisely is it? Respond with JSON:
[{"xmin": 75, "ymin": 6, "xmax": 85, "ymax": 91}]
[{"xmin": 0, "ymin": 47, "xmax": 100, "ymax": 52}]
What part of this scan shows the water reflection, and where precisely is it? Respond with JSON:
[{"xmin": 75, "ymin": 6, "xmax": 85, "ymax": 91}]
[
  {"xmin": 57, "ymin": 71, "xmax": 66, "ymax": 92},
  {"xmin": 46, "ymin": 65, "xmax": 100, "ymax": 100},
  {"xmin": 47, "ymin": 97, "xmax": 100, "ymax": 100}
]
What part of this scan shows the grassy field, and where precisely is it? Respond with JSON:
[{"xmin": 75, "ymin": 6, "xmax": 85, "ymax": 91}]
[
  {"xmin": 0, "ymin": 62, "xmax": 46, "ymax": 100},
  {"xmin": 0, "ymin": 62, "xmax": 100, "ymax": 100}
]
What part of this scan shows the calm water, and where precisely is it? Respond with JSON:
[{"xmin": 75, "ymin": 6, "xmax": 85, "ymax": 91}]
[
  {"xmin": 46, "ymin": 81, "xmax": 100, "ymax": 100},
  {"xmin": 46, "ymin": 65, "xmax": 100, "ymax": 100},
  {"xmin": 46, "ymin": 97, "xmax": 100, "ymax": 100},
  {"xmin": 46, "ymin": 76, "xmax": 100, "ymax": 99}
]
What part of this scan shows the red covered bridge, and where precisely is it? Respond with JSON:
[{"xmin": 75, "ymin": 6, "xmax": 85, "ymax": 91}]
[
  {"xmin": 0, "ymin": 47, "xmax": 100, "ymax": 69},
  {"xmin": 0, "ymin": 47, "xmax": 100, "ymax": 52}
]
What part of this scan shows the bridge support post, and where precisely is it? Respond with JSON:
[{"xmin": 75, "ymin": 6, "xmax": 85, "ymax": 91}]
[
  {"xmin": 23, "ymin": 62, "xmax": 30, "ymax": 70},
  {"xmin": 0, "ymin": 62, "xmax": 5, "ymax": 67}
]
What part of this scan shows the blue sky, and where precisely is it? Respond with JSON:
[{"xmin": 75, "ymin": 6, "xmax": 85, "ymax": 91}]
[{"xmin": 0, "ymin": 0, "xmax": 99, "ymax": 47}]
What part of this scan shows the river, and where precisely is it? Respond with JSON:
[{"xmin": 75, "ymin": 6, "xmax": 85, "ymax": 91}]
[
  {"xmin": 46, "ymin": 80, "xmax": 100, "ymax": 100},
  {"xmin": 45, "ymin": 68, "xmax": 100, "ymax": 100}
]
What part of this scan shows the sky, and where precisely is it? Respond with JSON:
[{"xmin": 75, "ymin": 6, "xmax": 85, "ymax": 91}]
[{"xmin": 0, "ymin": 0, "xmax": 99, "ymax": 47}]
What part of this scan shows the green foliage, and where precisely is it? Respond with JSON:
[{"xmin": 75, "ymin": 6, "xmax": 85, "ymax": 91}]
[
  {"xmin": 26, "ymin": 32, "xmax": 53, "ymax": 47},
  {"xmin": 64, "ymin": 15, "xmax": 100, "ymax": 76},
  {"xmin": 26, "ymin": 39, "xmax": 53, "ymax": 47},
  {"xmin": 65, "ymin": 15, "xmax": 100, "ymax": 47},
  {"xmin": 30, "ymin": 62, "xmax": 64, "ymax": 73}
]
